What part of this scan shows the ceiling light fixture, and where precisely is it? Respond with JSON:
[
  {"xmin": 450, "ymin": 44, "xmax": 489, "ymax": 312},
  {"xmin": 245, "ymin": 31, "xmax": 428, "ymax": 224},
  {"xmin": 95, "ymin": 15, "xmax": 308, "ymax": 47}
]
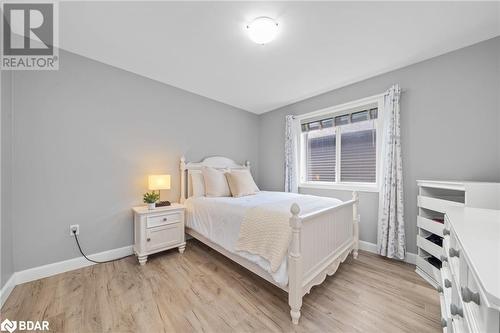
[{"xmin": 246, "ymin": 17, "xmax": 279, "ymax": 45}]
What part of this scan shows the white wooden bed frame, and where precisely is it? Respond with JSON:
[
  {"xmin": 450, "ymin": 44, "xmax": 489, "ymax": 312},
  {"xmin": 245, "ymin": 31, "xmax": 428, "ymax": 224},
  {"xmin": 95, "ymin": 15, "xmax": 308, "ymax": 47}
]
[{"xmin": 179, "ymin": 156, "xmax": 359, "ymax": 325}]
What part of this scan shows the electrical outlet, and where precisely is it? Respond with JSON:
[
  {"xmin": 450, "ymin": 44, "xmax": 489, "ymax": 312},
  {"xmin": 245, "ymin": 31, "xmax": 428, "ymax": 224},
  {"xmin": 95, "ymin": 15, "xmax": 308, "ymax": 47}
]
[{"xmin": 70, "ymin": 224, "xmax": 80, "ymax": 236}]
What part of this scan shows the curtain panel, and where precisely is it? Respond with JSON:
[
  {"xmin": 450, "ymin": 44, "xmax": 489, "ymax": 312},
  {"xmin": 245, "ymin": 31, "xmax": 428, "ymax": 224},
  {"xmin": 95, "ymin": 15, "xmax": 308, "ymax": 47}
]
[
  {"xmin": 284, "ymin": 115, "xmax": 299, "ymax": 193},
  {"xmin": 377, "ymin": 84, "xmax": 406, "ymax": 260}
]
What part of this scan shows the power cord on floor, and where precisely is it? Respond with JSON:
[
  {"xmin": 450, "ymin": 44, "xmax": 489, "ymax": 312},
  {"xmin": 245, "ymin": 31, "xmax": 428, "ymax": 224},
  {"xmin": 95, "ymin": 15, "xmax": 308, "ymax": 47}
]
[{"xmin": 72, "ymin": 229, "xmax": 131, "ymax": 264}]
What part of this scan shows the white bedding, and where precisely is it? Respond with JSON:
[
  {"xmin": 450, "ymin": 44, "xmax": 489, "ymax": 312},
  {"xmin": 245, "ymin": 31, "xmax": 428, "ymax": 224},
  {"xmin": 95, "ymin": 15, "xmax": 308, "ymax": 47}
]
[{"xmin": 184, "ymin": 191, "xmax": 343, "ymax": 286}]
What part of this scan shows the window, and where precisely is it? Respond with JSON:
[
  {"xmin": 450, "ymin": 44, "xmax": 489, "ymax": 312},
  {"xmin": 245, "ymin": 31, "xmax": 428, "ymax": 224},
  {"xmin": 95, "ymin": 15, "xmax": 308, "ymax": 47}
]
[
  {"xmin": 298, "ymin": 97, "xmax": 382, "ymax": 191},
  {"xmin": 306, "ymin": 127, "xmax": 336, "ymax": 182}
]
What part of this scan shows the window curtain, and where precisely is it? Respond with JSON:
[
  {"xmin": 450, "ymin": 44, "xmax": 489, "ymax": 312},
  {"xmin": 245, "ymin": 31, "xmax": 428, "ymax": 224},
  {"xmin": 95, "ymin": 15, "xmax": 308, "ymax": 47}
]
[
  {"xmin": 284, "ymin": 115, "xmax": 299, "ymax": 193},
  {"xmin": 377, "ymin": 84, "xmax": 406, "ymax": 260}
]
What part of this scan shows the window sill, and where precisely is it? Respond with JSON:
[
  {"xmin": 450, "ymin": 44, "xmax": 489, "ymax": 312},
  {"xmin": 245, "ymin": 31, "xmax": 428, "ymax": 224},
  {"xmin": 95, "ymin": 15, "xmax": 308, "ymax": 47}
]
[{"xmin": 299, "ymin": 182, "xmax": 379, "ymax": 193}]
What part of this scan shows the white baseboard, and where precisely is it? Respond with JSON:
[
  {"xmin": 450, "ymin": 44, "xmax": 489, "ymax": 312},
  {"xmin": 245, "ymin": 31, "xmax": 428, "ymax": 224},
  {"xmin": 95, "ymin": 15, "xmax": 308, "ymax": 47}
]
[
  {"xmin": 1, "ymin": 245, "xmax": 133, "ymax": 307},
  {"xmin": 15, "ymin": 245, "xmax": 133, "ymax": 285},
  {"xmin": 359, "ymin": 240, "xmax": 417, "ymax": 265},
  {"xmin": 405, "ymin": 252, "xmax": 417, "ymax": 265},
  {"xmin": 359, "ymin": 240, "xmax": 378, "ymax": 253},
  {"xmin": 0, "ymin": 274, "xmax": 16, "ymax": 308}
]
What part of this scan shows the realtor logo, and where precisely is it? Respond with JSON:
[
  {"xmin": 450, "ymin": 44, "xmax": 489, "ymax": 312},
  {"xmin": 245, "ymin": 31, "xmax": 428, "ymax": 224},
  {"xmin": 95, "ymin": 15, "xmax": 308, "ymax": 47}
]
[
  {"xmin": 1, "ymin": 1, "xmax": 59, "ymax": 70},
  {"xmin": 0, "ymin": 319, "xmax": 17, "ymax": 333}
]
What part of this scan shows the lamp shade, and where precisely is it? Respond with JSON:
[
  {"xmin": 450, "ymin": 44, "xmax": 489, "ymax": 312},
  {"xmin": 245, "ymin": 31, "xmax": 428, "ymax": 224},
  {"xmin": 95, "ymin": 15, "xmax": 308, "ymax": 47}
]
[{"xmin": 148, "ymin": 174, "xmax": 171, "ymax": 190}]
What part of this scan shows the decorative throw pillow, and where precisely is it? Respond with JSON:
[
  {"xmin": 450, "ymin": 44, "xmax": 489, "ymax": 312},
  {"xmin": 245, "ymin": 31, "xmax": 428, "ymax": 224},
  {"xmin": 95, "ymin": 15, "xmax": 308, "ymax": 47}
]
[
  {"xmin": 226, "ymin": 169, "xmax": 259, "ymax": 197},
  {"xmin": 190, "ymin": 171, "xmax": 205, "ymax": 197},
  {"xmin": 202, "ymin": 167, "xmax": 231, "ymax": 197}
]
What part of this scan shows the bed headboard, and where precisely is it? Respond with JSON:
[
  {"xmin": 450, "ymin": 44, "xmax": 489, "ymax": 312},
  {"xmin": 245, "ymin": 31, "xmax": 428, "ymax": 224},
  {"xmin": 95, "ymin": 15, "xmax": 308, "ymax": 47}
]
[{"xmin": 179, "ymin": 156, "xmax": 250, "ymax": 203}]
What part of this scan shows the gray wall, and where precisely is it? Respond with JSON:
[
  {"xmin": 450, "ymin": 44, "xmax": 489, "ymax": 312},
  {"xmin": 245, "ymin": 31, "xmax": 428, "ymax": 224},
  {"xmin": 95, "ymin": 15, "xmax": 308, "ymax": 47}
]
[
  {"xmin": 4, "ymin": 38, "xmax": 500, "ymax": 273},
  {"xmin": 9, "ymin": 50, "xmax": 260, "ymax": 271},
  {"xmin": 258, "ymin": 37, "xmax": 500, "ymax": 253},
  {"xmin": 1, "ymin": 70, "xmax": 14, "ymax": 288}
]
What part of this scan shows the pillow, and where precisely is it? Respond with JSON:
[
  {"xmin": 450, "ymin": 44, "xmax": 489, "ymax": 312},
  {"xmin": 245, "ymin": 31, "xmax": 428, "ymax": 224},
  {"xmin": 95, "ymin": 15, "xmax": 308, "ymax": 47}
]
[
  {"xmin": 226, "ymin": 169, "xmax": 259, "ymax": 197},
  {"xmin": 190, "ymin": 171, "xmax": 205, "ymax": 197},
  {"xmin": 229, "ymin": 169, "xmax": 260, "ymax": 192},
  {"xmin": 202, "ymin": 167, "xmax": 231, "ymax": 197}
]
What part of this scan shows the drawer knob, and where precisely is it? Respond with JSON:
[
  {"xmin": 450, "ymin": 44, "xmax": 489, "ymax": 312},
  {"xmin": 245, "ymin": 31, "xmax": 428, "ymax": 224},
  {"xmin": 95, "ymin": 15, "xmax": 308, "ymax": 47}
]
[
  {"xmin": 461, "ymin": 287, "xmax": 480, "ymax": 305},
  {"xmin": 449, "ymin": 248, "xmax": 460, "ymax": 258},
  {"xmin": 444, "ymin": 279, "xmax": 452, "ymax": 288},
  {"xmin": 163, "ymin": 217, "xmax": 167, "ymax": 221},
  {"xmin": 440, "ymin": 255, "xmax": 448, "ymax": 262},
  {"xmin": 450, "ymin": 304, "xmax": 463, "ymax": 317},
  {"xmin": 147, "ymin": 238, "xmax": 151, "ymax": 242},
  {"xmin": 437, "ymin": 286, "xmax": 443, "ymax": 293},
  {"xmin": 443, "ymin": 228, "xmax": 450, "ymax": 236},
  {"xmin": 441, "ymin": 318, "xmax": 447, "ymax": 328}
]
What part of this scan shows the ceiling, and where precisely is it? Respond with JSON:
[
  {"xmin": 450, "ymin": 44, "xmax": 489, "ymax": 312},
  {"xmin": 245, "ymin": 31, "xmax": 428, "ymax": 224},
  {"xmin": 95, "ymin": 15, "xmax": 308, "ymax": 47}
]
[{"xmin": 59, "ymin": 1, "xmax": 500, "ymax": 114}]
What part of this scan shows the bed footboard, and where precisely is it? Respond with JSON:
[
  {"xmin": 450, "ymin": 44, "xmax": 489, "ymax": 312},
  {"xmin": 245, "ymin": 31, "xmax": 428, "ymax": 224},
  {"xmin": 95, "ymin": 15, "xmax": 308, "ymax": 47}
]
[{"xmin": 288, "ymin": 191, "xmax": 359, "ymax": 325}]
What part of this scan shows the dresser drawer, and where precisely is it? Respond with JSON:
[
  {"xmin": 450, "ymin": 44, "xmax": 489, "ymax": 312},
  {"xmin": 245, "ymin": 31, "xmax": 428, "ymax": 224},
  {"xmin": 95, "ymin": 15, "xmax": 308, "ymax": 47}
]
[
  {"xmin": 447, "ymin": 230, "xmax": 463, "ymax": 284},
  {"xmin": 146, "ymin": 223, "xmax": 183, "ymax": 252},
  {"xmin": 146, "ymin": 211, "xmax": 182, "ymax": 228},
  {"xmin": 439, "ymin": 293, "xmax": 449, "ymax": 332},
  {"xmin": 418, "ymin": 195, "xmax": 463, "ymax": 214},
  {"xmin": 461, "ymin": 267, "xmax": 500, "ymax": 333},
  {"xmin": 443, "ymin": 237, "xmax": 450, "ymax": 262},
  {"xmin": 451, "ymin": 316, "xmax": 468, "ymax": 333},
  {"xmin": 418, "ymin": 215, "xmax": 444, "ymax": 237},
  {"xmin": 441, "ymin": 266, "xmax": 453, "ymax": 308},
  {"xmin": 450, "ymin": 285, "xmax": 469, "ymax": 333},
  {"xmin": 417, "ymin": 235, "xmax": 443, "ymax": 260},
  {"xmin": 417, "ymin": 256, "xmax": 441, "ymax": 283}
]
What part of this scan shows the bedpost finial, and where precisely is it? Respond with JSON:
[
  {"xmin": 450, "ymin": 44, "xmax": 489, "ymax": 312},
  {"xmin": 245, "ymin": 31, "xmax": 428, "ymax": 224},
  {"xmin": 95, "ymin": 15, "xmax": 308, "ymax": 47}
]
[
  {"xmin": 352, "ymin": 191, "xmax": 359, "ymax": 201},
  {"xmin": 290, "ymin": 203, "xmax": 300, "ymax": 216},
  {"xmin": 245, "ymin": 160, "xmax": 251, "ymax": 168},
  {"xmin": 180, "ymin": 156, "xmax": 186, "ymax": 170}
]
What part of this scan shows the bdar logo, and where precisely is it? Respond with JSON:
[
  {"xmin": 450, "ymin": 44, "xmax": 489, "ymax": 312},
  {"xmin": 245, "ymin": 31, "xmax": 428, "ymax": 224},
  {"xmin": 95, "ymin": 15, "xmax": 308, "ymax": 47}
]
[
  {"xmin": 0, "ymin": 319, "xmax": 17, "ymax": 333},
  {"xmin": 0, "ymin": 319, "xmax": 49, "ymax": 332}
]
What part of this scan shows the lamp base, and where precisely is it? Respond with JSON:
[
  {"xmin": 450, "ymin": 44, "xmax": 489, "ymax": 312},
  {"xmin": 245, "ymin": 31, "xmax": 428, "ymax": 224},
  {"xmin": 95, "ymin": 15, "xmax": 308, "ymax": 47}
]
[{"xmin": 155, "ymin": 201, "xmax": 171, "ymax": 207}]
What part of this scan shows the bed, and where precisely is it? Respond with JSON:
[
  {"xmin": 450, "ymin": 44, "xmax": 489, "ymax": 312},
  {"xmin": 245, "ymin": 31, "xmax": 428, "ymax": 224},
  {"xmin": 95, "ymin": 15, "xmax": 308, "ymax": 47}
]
[{"xmin": 180, "ymin": 156, "xmax": 360, "ymax": 324}]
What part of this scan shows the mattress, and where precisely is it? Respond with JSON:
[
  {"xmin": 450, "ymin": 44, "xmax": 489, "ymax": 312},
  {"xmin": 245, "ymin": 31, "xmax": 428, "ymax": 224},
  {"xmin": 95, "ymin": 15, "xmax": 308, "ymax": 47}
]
[{"xmin": 184, "ymin": 191, "xmax": 343, "ymax": 286}]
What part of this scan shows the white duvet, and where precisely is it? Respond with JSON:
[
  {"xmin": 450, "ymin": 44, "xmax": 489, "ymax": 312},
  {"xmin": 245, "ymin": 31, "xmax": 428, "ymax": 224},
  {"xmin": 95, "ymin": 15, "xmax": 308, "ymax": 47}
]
[{"xmin": 184, "ymin": 191, "xmax": 342, "ymax": 286}]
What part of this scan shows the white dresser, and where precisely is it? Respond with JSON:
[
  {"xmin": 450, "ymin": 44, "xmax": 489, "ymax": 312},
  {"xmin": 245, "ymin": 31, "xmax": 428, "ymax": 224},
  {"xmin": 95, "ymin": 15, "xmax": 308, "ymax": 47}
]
[
  {"xmin": 440, "ymin": 207, "xmax": 500, "ymax": 333},
  {"xmin": 416, "ymin": 180, "xmax": 500, "ymax": 288}
]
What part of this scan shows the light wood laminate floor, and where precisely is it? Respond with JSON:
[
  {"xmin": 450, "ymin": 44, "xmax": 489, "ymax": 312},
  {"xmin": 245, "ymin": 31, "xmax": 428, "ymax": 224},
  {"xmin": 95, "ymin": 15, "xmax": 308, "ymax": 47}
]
[{"xmin": 1, "ymin": 239, "xmax": 441, "ymax": 332}]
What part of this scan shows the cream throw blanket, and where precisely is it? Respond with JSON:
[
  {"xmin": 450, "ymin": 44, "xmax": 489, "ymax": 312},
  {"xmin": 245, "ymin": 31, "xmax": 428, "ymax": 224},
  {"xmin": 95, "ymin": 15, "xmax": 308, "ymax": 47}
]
[{"xmin": 235, "ymin": 195, "xmax": 339, "ymax": 272}]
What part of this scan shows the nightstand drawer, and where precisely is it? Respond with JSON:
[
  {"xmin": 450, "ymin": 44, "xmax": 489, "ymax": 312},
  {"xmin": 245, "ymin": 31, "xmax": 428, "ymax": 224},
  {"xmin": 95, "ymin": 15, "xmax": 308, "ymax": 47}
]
[
  {"xmin": 146, "ymin": 223, "xmax": 183, "ymax": 252},
  {"xmin": 146, "ymin": 211, "xmax": 182, "ymax": 228}
]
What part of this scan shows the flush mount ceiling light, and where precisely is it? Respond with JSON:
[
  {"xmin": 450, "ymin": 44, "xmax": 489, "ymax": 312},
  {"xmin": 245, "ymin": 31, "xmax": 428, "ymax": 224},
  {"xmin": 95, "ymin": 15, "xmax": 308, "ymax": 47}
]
[{"xmin": 246, "ymin": 17, "xmax": 279, "ymax": 45}]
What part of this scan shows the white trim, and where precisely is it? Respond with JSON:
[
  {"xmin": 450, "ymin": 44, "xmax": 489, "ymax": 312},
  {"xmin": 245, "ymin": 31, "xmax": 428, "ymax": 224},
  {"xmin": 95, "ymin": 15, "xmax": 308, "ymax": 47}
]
[
  {"xmin": 0, "ymin": 245, "xmax": 133, "ymax": 307},
  {"xmin": 416, "ymin": 179, "xmax": 466, "ymax": 191},
  {"xmin": 358, "ymin": 240, "xmax": 378, "ymax": 253},
  {"xmin": 297, "ymin": 94, "xmax": 385, "ymax": 192},
  {"xmin": 0, "ymin": 274, "xmax": 16, "ymax": 308},
  {"xmin": 294, "ymin": 93, "xmax": 385, "ymax": 121},
  {"xmin": 359, "ymin": 240, "xmax": 417, "ymax": 265},
  {"xmin": 299, "ymin": 182, "xmax": 379, "ymax": 193}
]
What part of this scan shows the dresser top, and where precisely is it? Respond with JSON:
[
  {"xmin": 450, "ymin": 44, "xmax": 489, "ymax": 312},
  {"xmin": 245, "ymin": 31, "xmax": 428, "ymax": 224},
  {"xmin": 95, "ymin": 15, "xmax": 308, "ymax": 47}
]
[
  {"xmin": 133, "ymin": 203, "xmax": 184, "ymax": 214},
  {"xmin": 417, "ymin": 179, "xmax": 500, "ymax": 191},
  {"xmin": 446, "ymin": 206, "xmax": 500, "ymax": 307}
]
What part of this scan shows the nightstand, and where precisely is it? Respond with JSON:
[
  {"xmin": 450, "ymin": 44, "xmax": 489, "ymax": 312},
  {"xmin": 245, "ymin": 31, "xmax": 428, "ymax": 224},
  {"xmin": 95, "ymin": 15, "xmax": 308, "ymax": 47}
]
[{"xmin": 132, "ymin": 203, "xmax": 186, "ymax": 265}]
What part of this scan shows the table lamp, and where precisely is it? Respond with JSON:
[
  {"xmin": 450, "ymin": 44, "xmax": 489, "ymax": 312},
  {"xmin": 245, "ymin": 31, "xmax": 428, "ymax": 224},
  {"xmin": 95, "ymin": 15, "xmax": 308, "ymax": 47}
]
[{"xmin": 148, "ymin": 174, "xmax": 171, "ymax": 207}]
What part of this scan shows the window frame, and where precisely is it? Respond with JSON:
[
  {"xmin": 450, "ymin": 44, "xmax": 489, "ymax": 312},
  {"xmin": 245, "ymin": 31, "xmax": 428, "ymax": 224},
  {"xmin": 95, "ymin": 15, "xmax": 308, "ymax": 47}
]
[{"xmin": 297, "ymin": 94, "xmax": 384, "ymax": 193}]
